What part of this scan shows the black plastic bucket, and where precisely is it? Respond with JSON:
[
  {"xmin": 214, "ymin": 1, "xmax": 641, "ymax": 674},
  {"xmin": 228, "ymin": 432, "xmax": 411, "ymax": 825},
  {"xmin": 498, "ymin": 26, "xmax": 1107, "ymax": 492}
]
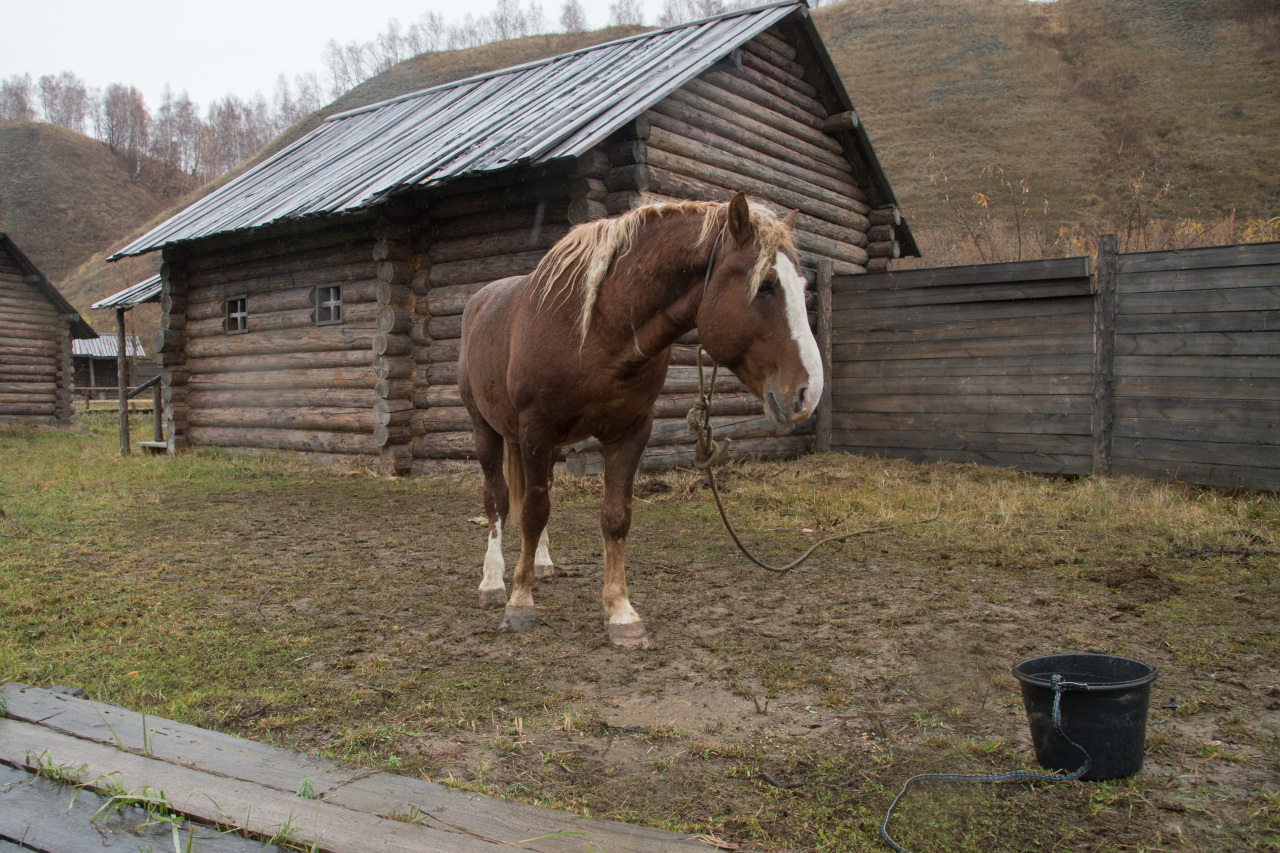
[{"xmin": 1012, "ymin": 653, "xmax": 1157, "ymax": 781}]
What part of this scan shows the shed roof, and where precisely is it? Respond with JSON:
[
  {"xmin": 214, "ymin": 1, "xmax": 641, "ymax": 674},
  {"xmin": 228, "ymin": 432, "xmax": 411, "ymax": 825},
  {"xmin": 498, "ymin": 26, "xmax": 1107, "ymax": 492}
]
[
  {"xmin": 0, "ymin": 233, "xmax": 97, "ymax": 339},
  {"xmin": 91, "ymin": 274, "xmax": 161, "ymax": 310},
  {"xmin": 73, "ymin": 333, "xmax": 146, "ymax": 359},
  {"xmin": 114, "ymin": 1, "xmax": 910, "ymax": 260}
]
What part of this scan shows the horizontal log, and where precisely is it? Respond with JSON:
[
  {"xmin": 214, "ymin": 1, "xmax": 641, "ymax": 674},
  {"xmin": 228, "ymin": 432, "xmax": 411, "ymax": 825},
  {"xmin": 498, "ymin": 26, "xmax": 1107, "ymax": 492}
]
[
  {"xmin": 431, "ymin": 205, "xmax": 570, "ymax": 241},
  {"xmin": 186, "ymin": 248, "xmax": 377, "ymax": 294},
  {"xmin": 0, "ymin": 363, "xmax": 57, "ymax": 378},
  {"xmin": 690, "ymin": 75, "xmax": 838, "ymax": 153},
  {"xmin": 187, "ymin": 301, "xmax": 380, "ymax": 338},
  {"xmin": 427, "ymin": 314, "xmax": 464, "ymax": 340},
  {"xmin": 664, "ymin": 87, "xmax": 850, "ymax": 177},
  {"xmin": 375, "ymin": 423, "xmax": 413, "ymax": 446},
  {"xmin": 428, "ymin": 340, "xmax": 462, "ymax": 363},
  {"xmin": 663, "ymin": 366, "xmax": 746, "ymax": 395},
  {"xmin": 429, "ymin": 226, "xmax": 569, "ymax": 265},
  {"xmin": 186, "ymin": 349, "xmax": 375, "ymax": 374},
  {"xmin": 376, "ymin": 280, "xmax": 412, "ymax": 308},
  {"xmin": 0, "ymin": 381, "xmax": 56, "ymax": 394},
  {"xmin": 569, "ymin": 177, "xmax": 607, "ymax": 199},
  {"xmin": 429, "ymin": 182, "xmax": 568, "ymax": 220},
  {"xmin": 573, "ymin": 149, "xmax": 610, "ymax": 178},
  {"xmin": 867, "ymin": 225, "xmax": 895, "ymax": 243},
  {"xmin": 373, "ymin": 332, "xmax": 412, "ymax": 357},
  {"xmin": 416, "ymin": 406, "xmax": 473, "ymax": 433},
  {"xmin": 412, "ymin": 430, "xmax": 475, "ymax": 459},
  {"xmin": 426, "ymin": 362, "xmax": 458, "ymax": 384},
  {"xmin": 0, "ymin": 403, "xmax": 57, "ymax": 416},
  {"xmin": 725, "ymin": 63, "xmax": 826, "ymax": 120},
  {"xmin": 374, "ymin": 378, "xmax": 414, "ymax": 399},
  {"xmin": 377, "ymin": 306, "xmax": 414, "ymax": 335},
  {"xmin": 647, "ymin": 108, "xmax": 864, "ymax": 202},
  {"xmin": 652, "ymin": 391, "xmax": 761, "ymax": 418},
  {"xmin": 868, "ymin": 208, "xmax": 902, "ymax": 227},
  {"xmin": 605, "ymin": 191, "xmax": 642, "ymax": 215},
  {"xmin": 179, "ymin": 224, "xmax": 373, "ymax": 274},
  {"xmin": 739, "ymin": 45, "xmax": 814, "ymax": 96},
  {"xmin": 635, "ymin": 435, "xmax": 813, "ymax": 472},
  {"xmin": 0, "ymin": 296, "xmax": 60, "ymax": 317},
  {"xmin": 161, "ymin": 368, "xmax": 191, "ymax": 386},
  {"xmin": 186, "ymin": 366, "xmax": 373, "ymax": 390},
  {"xmin": 430, "ymin": 251, "xmax": 545, "ymax": 289},
  {"xmin": 867, "ymin": 241, "xmax": 901, "ymax": 259},
  {"xmin": 427, "ymin": 281, "xmax": 494, "ymax": 317},
  {"xmin": 162, "ymin": 385, "xmax": 188, "ymax": 404},
  {"xmin": 646, "ymin": 150, "xmax": 869, "ymax": 228},
  {"xmin": 754, "ymin": 30, "xmax": 797, "ymax": 61},
  {"xmin": 373, "ymin": 356, "xmax": 415, "ymax": 381},
  {"xmin": 606, "ymin": 165, "xmax": 650, "ymax": 193},
  {"xmin": 188, "ymin": 388, "xmax": 374, "ymax": 408},
  {"xmin": 188, "ymin": 407, "xmax": 374, "ymax": 432},
  {"xmin": 186, "ymin": 326, "xmax": 374, "ymax": 360},
  {"xmin": 866, "ymin": 258, "xmax": 892, "ymax": 274},
  {"xmin": 605, "ymin": 140, "xmax": 646, "ymax": 166},
  {"xmin": 0, "ymin": 316, "xmax": 61, "ymax": 336},
  {"xmin": 821, "ymin": 111, "xmax": 859, "ymax": 134},
  {"xmin": 372, "ymin": 239, "xmax": 411, "ymax": 263},
  {"xmin": 188, "ymin": 426, "xmax": 380, "ymax": 455},
  {"xmin": 568, "ymin": 198, "xmax": 607, "ymax": 224},
  {"xmin": 413, "ymin": 385, "xmax": 463, "ymax": 408}
]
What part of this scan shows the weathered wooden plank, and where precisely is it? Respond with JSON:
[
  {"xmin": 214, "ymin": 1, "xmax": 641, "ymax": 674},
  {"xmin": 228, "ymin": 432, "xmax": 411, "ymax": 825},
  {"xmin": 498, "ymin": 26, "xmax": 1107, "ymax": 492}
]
[
  {"xmin": 1111, "ymin": 456, "xmax": 1279, "ymax": 491},
  {"xmin": 0, "ymin": 719, "xmax": 499, "ymax": 853},
  {"xmin": 663, "ymin": 366, "xmax": 746, "ymax": 394},
  {"xmin": 833, "ymin": 295, "xmax": 1093, "ymax": 330},
  {"xmin": 1093, "ymin": 234, "xmax": 1118, "ymax": 477},
  {"xmin": 188, "ymin": 302, "xmax": 381, "ymax": 339},
  {"xmin": 1116, "ymin": 262, "xmax": 1280, "ymax": 294},
  {"xmin": 1115, "ymin": 331, "xmax": 1280, "ymax": 357},
  {"xmin": 188, "ymin": 426, "xmax": 380, "ymax": 454},
  {"xmin": 1113, "ymin": 417, "xmax": 1278, "ymax": 446},
  {"xmin": 833, "ymin": 257, "xmax": 1090, "ymax": 293},
  {"xmin": 1111, "ymin": 436, "xmax": 1279, "ymax": 469},
  {"xmin": 832, "ymin": 312, "xmax": 1094, "ymax": 345},
  {"xmin": 187, "ymin": 367, "xmax": 375, "ymax": 390},
  {"xmin": 430, "ymin": 250, "xmax": 545, "ymax": 288},
  {"xmin": 1117, "ymin": 285, "xmax": 1280, "ymax": 315},
  {"xmin": 189, "ymin": 408, "xmax": 374, "ymax": 432},
  {"xmin": 1115, "ymin": 241, "xmax": 1280, "ymax": 274},
  {"xmin": 1115, "ymin": 309, "xmax": 1280, "ymax": 335},
  {"xmin": 829, "ymin": 428, "xmax": 1093, "ymax": 455},
  {"xmin": 1113, "ymin": 396, "xmax": 1280, "ymax": 422},
  {"xmin": 835, "ymin": 392, "xmax": 1092, "ymax": 416},
  {"xmin": 833, "ymin": 333, "xmax": 1091, "ymax": 362},
  {"xmin": 831, "ymin": 444, "xmax": 1092, "ymax": 476},
  {"xmin": 833, "ymin": 277, "xmax": 1093, "ymax": 311},
  {"xmin": 835, "ymin": 375, "xmax": 1093, "ymax": 396},
  {"xmin": 833, "ymin": 411, "xmax": 1092, "ymax": 435},
  {"xmin": 1113, "ymin": 374, "xmax": 1280, "ymax": 401},
  {"xmin": 1115, "ymin": 354, "xmax": 1280, "ymax": 379},
  {"xmin": 834, "ymin": 353, "xmax": 1095, "ymax": 379}
]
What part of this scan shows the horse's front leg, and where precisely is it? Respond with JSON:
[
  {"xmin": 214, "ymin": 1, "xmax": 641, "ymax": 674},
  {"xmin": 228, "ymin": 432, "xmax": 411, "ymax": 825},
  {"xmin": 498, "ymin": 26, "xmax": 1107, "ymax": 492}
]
[
  {"xmin": 501, "ymin": 442, "xmax": 555, "ymax": 633},
  {"xmin": 600, "ymin": 414, "xmax": 656, "ymax": 650},
  {"xmin": 473, "ymin": 418, "xmax": 509, "ymax": 607}
]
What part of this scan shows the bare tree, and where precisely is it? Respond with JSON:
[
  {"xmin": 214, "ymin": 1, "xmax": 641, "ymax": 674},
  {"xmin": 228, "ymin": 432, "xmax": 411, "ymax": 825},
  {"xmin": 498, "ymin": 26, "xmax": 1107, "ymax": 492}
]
[
  {"xmin": 102, "ymin": 83, "xmax": 151, "ymax": 179},
  {"xmin": 657, "ymin": 0, "xmax": 725, "ymax": 25},
  {"xmin": 36, "ymin": 72, "xmax": 91, "ymax": 132},
  {"xmin": 407, "ymin": 10, "xmax": 447, "ymax": 53},
  {"xmin": 492, "ymin": 0, "xmax": 527, "ymax": 40},
  {"xmin": 0, "ymin": 74, "xmax": 36, "ymax": 122},
  {"xmin": 526, "ymin": 2, "xmax": 546, "ymax": 34},
  {"xmin": 608, "ymin": 0, "xmax": 645, "ymax": 25},
  {"xmin": 561, "ymin": 0, "xmax": 588, "ymax": 32}
]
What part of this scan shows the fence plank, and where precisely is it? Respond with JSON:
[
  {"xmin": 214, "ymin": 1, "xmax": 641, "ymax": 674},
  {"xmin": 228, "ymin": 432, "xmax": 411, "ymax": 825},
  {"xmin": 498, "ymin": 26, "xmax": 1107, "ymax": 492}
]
[
  {"xmin": 1113, "ymin": 375, "xmax": 1280, "ymax": 400},
  {"xmin": 1116, "ymin": 331, "xmax": 1280, "ymax": 357},
  {"xmin": 833, "ymin": 334, "xmax": 1090, "ymax": 362},
  {"xmin": 832, "ymin": 257, "xmax": 1088, "ymax": 292},
  {"xmin": 829, "ymin": 428, "xmax": 1092, "ymax": 454},
  {"xmin": 1111, "ymin": 457, "xmax": 1279, "ymax": 491},
  {"xmin": 832, "ymin": 444, "xmax": 1092, "ymax": 475},
  {"xmin": 1113, "ymin": 417, "xmax": 1278, "ymax": 446},
  {"xmin": 1118, "ymin": 285, "xmax": 1280, "ymax": 315},
  {"xmin": 832, "ymin": 278, "xmax": 1092, "ymax": 311},
  {"xmin": 832, "ymin": 412, "xmax": 1091, "ymax": 435},
  {"xmin": 833, "ymin": 296, "xmax": 1092, "ymax": 330},
  {"xmin": 1115, "ymin": 355, "xmax": 1280, "ymax": 379},
  {"xmin": 835, "ymin": 375, "xmax": 1093, "ymax": 396},
  {"xmin": 836, "ymin": 393, "xmax": 1091, "ymax": 415},
  {"xmin": 1115, "ymin": 241, "xmax": 1280, "ymax": 274},
  {"xmin": 1111, "ymin": 436, "xmax": 1279, "ymax": 469},
  {"xmin": 1117, "ymin": 263, "xmax": 1280, "ymax": 294},
  {"xmin": 1115, "ymin": 309, "xmax": 1280, "ymax": 335},
  {"xmin": 832, "ymin": 313, "xmax": 1094, "ymax": 345},
  {"xmin": 1114, "ymin": 396, "xmax": 1280, "ymax": 422},
  {"xmin": 834, "ymin": 354, "xmax": 1094, "ymax": 379}
]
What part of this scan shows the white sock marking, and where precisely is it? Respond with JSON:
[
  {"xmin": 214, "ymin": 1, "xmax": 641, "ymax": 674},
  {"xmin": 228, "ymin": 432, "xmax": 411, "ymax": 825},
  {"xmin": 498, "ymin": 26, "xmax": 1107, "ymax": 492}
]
[
  {"xmin": 480, "ymin": 519, "xmax": 505, "ymax": 591},
  {"xmin": 776, "ymin": 252, "xmax": 824, "ymax": 417},
  {"xmin": 534, "ymin": 528, "xmax": 553, "ymax": 568}
]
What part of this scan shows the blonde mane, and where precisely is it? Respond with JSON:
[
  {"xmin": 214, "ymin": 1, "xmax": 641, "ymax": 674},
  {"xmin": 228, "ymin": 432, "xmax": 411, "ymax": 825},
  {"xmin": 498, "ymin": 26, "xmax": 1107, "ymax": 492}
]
[{"xmin": 530, "ymin": 198, "xmax": 798, "ymax": 341}]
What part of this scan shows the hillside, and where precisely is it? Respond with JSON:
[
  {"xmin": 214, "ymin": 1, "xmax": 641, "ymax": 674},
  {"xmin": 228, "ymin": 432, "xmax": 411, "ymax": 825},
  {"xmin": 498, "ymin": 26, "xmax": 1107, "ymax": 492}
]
[
  {"xmin": 40, "ymin": 0, "xmax": 1280, "ymax": 338},
  {"xmin": 0, "ymin": 122, "xmax": 168, "ymax": 286}
]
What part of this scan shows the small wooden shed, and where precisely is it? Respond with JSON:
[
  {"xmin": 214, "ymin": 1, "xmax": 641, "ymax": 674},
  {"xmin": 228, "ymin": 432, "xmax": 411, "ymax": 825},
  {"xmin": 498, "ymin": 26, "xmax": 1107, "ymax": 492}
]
[
  {"xmin": 0, "ymin": 233, "xmax": 97, "ymax": 425},
  {"xmin": 108, "ymin": 1, "xmax": 916, "ymax": 473},
  {"xmin": 72, "ymin": 334, "xmax": 155, "ymax": 399}
]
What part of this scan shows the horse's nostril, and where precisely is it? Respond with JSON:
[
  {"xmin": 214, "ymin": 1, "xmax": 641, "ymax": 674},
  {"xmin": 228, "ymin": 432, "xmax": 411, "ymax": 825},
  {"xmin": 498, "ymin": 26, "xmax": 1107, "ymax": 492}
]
[{"xmin": 795, "ymin": 385, "xmax": 809, "ymax": 412}]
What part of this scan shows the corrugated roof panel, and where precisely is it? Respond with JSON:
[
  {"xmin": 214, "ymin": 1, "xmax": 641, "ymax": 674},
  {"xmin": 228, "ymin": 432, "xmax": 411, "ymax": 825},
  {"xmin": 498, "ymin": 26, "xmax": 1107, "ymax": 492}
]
[
  {"xmin": 112, "ymin": 2, "xmax": 800, "ymax": 258},
  {"xmin": 91, "ymin": 274, "xmax": 161, "ymax": 310},
  {"xmin": 72, "ymin": 334, "xmax": 146, "ymax": 359}
]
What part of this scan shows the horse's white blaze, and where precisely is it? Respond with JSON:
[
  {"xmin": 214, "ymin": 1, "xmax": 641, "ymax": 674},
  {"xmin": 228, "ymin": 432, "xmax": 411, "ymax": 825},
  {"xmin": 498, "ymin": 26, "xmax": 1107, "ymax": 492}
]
[
  {"xmin": 534, "ymin": 528, "xmax": 553, "ymax": 569},
  {"xmin": 776, "ymin": 252, "xmax": 824, "ymax": 416},
  {"xmin": 480, "ymin": 519, "xmax": 505, "ymax": 591}
]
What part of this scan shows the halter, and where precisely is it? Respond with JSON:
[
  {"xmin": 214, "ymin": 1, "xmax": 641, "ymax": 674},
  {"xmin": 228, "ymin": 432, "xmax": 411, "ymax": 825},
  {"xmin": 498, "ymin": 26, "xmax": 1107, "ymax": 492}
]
[{"xmin": 701, "ymin": 227, "xmax": 726, "ymax": 301}]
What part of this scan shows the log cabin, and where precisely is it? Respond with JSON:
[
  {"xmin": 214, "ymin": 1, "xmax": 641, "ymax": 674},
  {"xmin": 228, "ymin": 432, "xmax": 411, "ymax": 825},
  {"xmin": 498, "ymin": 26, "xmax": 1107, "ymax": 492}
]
[
  {"xmin": 0, "ymin": 233, "xmax": 97, "ymax": 425},
  {"xmin": 106, "ymin": 1, "xmax": 917, "ymax": 474},
  {"xmin": 72, "ymin": 334, "xmax": 158, "ymax": 400}
]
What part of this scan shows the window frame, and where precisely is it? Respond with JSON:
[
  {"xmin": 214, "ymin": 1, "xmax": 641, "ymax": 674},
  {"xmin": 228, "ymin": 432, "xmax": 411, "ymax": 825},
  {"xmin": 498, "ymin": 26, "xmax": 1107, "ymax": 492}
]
[
  {"xmin": 224, "ymin": 294, "xmax": 248, "ymax": 334},
  {"xmin": 314, "ymin": 284, "xmax": 343, "ymax": 326}
]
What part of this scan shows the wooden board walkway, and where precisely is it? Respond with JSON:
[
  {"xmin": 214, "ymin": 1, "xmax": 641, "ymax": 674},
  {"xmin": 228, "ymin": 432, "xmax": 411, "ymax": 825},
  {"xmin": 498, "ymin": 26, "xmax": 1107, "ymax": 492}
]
[{"xmin": 0, "ymin": 684, "xmax": 723, "ymax": 853}]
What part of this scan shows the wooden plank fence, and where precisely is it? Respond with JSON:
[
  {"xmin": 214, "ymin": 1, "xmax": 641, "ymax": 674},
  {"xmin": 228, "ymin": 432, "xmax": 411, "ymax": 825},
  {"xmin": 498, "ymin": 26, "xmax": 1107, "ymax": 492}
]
[{"xmin": 824, "ymin": 238, "xmax": 1280, "ymax": 491}]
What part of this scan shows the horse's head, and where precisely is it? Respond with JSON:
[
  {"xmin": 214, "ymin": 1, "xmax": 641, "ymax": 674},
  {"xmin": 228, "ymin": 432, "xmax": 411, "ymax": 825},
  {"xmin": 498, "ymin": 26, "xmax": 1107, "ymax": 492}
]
[{"xmin": 696, "ymin": 194, "xmax": 823, "ymax": 425}]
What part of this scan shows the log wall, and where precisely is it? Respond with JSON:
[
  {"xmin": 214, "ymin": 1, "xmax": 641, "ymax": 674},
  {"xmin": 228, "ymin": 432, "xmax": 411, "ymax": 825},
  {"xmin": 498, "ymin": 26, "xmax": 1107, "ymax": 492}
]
[{"xmin": 0, "ymin": 248, "xmax": 74, "ymax": 426}]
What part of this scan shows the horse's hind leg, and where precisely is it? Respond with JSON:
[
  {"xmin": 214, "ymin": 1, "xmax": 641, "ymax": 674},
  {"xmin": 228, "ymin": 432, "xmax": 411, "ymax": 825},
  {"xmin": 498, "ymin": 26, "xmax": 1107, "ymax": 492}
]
[
  {"xmin": 600, "ymin": 415, "xmax": 655, "ymax": 650},
  {"xmin": 473, "ymin": 418, "xmax": 509, "ymax": 607},
  {"xmin": 501, "ymin": 443, "xmax": 554, "ymax": 633}
]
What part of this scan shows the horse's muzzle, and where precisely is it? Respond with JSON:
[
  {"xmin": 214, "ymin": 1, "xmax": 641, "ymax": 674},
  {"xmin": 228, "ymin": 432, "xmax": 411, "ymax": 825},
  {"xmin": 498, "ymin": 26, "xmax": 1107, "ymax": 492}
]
[{"xmin": 765, "ymin": 386, "xmax": 813, "ymax": 425}]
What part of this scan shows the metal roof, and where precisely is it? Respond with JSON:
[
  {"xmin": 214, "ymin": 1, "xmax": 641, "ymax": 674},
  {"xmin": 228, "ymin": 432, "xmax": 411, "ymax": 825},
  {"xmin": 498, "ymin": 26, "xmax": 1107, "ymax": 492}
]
[
  {"xmin": 112, "ymin": 2, "xmax": 803, "ymax": 258},
  {"xmin": 73, "ymin": 334, "xmax": 146, "ymax": 359},
  {"xmin": 91, "ymin": 274, "xmax": 161, "ymax": 310},
  {"xmin": 0, "ymin": 233, "xmax": 97, "ymax": 339}
]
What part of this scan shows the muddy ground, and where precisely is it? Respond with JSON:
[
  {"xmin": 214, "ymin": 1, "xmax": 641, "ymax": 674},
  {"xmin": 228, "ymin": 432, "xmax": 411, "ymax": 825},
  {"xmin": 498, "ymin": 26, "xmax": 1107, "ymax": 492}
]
[{"xmin": 101, "ymin": 457, "xmax": 1272, "ymax": 853}]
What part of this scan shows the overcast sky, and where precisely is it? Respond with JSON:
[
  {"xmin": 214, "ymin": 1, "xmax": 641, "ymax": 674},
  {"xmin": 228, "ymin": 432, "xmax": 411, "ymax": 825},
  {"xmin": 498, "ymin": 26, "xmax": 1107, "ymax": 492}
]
[{"xmin": 3, "ymin": 0, "xmax": 653, "ymax": 111}]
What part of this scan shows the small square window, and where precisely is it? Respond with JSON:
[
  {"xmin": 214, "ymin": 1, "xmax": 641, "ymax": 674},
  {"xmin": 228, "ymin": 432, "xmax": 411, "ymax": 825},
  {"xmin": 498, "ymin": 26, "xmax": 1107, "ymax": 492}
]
[
  {"xmin": 225, "ymin": 296, "xmax": 247, "ymax": 334},
  {"xmin": 315, "ymin": 285, "xmax": 342, "ymax": 325}
]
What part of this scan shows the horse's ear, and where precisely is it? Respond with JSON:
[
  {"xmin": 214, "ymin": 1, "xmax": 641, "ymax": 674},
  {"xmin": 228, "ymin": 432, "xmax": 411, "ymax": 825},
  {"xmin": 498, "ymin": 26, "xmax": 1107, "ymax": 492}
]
[
  {"xmin": 782, "ymin": 209, "xmax": 798, "ymax": 230},
  {"xmin": 726, "ymin": 192, "xmax": 752, "ymax": 244}
]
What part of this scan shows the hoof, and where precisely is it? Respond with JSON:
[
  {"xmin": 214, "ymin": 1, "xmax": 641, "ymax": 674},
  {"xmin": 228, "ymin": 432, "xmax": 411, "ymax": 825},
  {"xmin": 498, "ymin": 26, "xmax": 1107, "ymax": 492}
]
[
  {"xmin": 535, "ymin": 562, "xmax": 556, "ymax": 579},
  {"xmin": 608, "ymin": 621, "xmax": 654, "ymax": 650},
  {"xmin": 500, "ymin": 605, "xmax": 537, "ymax": 633},
  {"xmin": 478, "ymin": 588, "xmax": 507, "ymax": 608}
]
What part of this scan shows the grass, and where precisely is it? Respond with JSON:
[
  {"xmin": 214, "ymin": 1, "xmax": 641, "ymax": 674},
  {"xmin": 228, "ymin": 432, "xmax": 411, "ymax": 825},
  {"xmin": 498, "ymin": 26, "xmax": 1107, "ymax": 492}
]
[{"xmin": 2, "ymin": 411, "xmax": 1278, "ymax": 850}]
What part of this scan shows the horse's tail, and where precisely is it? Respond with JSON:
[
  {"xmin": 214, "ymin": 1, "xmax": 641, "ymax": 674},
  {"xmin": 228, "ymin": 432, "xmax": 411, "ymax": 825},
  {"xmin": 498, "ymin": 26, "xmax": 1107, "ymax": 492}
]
[{"xmin": 504, "ymin": 440, "xmax": 525, "ymax": 512}]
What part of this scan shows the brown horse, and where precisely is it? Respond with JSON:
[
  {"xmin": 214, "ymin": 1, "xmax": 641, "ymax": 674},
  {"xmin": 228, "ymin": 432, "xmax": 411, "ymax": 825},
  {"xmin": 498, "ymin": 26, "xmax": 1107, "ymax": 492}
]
[{"xmin": 458, "ymin": 193, "xmax": 822, "ymax": 648}]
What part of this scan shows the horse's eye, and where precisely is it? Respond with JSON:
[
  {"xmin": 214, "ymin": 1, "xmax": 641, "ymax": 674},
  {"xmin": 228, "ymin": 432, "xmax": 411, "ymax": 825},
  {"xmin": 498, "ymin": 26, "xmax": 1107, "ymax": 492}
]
[{"xmin": 757, "ymin": 281, "xmax": 776, "ymax": 298}]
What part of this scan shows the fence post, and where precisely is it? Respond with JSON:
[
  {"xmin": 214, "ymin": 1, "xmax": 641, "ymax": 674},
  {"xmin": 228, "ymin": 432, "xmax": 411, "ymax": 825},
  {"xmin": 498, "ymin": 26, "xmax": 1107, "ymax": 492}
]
[
  {"xmin": 815, "ymin": 259, "xmax": 833, "ymax": 453},
  {"xmin": 1092, "ymin": 235, "xmax": 1118, "ymax": 477},
  {"xmin": 116, "ymin": 307, "xmax": 130, "ymax": 457}
]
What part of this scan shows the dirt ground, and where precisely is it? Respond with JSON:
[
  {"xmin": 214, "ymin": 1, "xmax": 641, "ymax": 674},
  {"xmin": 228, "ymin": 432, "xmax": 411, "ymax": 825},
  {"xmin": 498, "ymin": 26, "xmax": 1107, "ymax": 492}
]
[{"xmin": 101, "ymin": 455, "xmax": 1275, "ymax": 853}]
